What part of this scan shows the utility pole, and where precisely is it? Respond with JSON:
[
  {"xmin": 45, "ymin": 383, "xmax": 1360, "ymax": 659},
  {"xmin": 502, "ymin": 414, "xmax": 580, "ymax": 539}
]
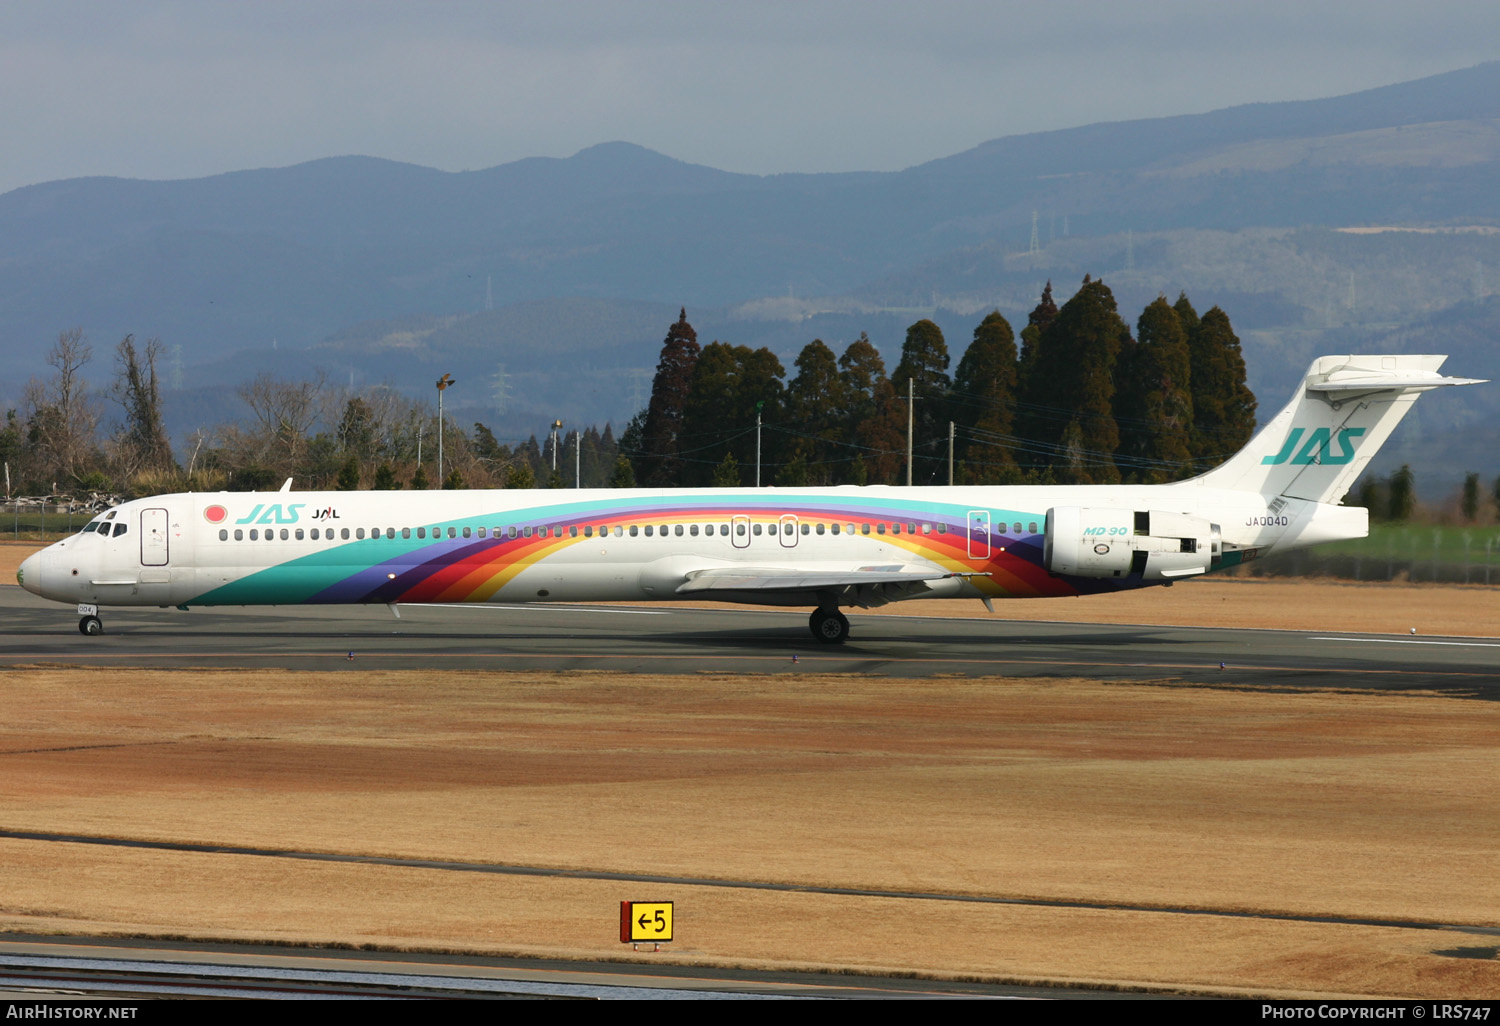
[
  {"xmin": 435, "ymin": 373, "xmax": 456, "ymax": 487},
  {"xmin": 550, "ymin": 420, "xmax": 563, "ymax": 473},
  {"xmin": 574, "ymin": 429, "xmax": 581, "ymax": 489},
  {"xmin": 755, "ymin": 401, "xmax": 763, "ymax": 487},
  {"xmin": 906, "ymin": 378, "xmax": 914, "ymax": 487},
  {"xmin": 948, "ymin": 421, "xmax": 955, "ymax": 486}
]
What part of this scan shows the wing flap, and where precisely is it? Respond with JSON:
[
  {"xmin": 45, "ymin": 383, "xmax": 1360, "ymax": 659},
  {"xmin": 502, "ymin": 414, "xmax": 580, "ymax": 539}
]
[{"xmin": 676, "ymin": 564, "xmax": 982, "ymax": 594}]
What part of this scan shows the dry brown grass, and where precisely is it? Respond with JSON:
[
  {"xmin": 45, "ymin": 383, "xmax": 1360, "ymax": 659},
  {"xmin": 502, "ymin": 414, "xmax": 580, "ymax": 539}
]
[{"xmin": 2, "ymin": 667, "xmax": 1498, "ymax": 997}]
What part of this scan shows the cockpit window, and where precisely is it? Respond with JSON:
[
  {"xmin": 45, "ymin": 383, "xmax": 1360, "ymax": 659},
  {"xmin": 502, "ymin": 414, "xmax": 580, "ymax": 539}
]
[{"xmin": 112, "ymin": 523, "xmax": 128, "ymax": 537}]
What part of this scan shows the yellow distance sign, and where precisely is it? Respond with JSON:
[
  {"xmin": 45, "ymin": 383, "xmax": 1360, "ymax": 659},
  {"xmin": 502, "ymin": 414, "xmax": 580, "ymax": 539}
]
[{"xmin": 619, "ymin": 901, "xmax": 674, "ymax": 943}]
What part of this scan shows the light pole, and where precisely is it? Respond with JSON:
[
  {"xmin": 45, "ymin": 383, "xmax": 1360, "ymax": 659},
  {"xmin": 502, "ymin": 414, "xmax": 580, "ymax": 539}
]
[
  {"xmin": 550, "ymin": 420, "xmax": 563, "ymax": 477},
  {"xmin": 435, "ymin": 373, "xmax": 456, "ymax": 487}
]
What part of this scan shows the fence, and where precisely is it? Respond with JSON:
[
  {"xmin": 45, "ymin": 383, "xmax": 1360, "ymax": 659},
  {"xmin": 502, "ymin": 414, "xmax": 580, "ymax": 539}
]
[{"xmin": 2, "ymin": 496, "xmax": 121, "ymax": 540}]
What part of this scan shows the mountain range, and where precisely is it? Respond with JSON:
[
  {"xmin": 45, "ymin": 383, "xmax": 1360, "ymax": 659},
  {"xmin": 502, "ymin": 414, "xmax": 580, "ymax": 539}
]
[{"xmin": 3, "ymin": 61, "xmax": 1499, "ymax": 495}]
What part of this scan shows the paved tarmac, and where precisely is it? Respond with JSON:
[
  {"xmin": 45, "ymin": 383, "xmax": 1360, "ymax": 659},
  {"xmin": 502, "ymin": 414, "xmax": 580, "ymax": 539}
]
[{"xmin": 4, "ymin": 585, "xmax": 1497, "ymax": 693}]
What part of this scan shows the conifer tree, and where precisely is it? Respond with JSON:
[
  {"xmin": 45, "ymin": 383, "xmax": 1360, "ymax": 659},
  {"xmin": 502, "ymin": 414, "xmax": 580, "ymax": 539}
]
[
  {"xmin": 1015, "ymin": 282, "xmax": 1060, "ymax": 466},
  {"xmin": 637, "ymin": 308, "xmax": 700, "ymax": 487},
  {"xmin": 1116, "ymin": 296, "xmax": 1194, "ymax": 483},
  {"xmin": 677, "ymin": 343, "xmax": 784, "ymax": 487},
  {"xmin": 784, "ymin": 339, "xmax": 845, "ymax": 481},
  {"xmin": 952, "ymin": 311, "xmax": 1019, "ymax": 482},
  {"xmin": 1187, "ymin": 305, "xmax": 1256, "ymax": 466},
  {"xmin": 891, "ymin": 319, "xmax": 952, "ymax": 484},
  {"xmin": 1027, "ymin": 276, "xmax": 1128, "ymax": 482}
]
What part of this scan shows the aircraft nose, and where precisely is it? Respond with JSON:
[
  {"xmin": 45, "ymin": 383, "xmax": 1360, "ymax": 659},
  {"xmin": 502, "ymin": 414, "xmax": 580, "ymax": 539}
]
[{"xmin": 18, "ymin": 550, "xmax": 43, "ymax": 596}]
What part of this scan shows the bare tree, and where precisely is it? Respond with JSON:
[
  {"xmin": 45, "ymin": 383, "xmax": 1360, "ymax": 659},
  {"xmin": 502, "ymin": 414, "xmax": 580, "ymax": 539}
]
[
  {"xmin": 110, "ymin": 335, "xmax": 174, "ymax": 477},
  {"xmin": 22, "ymin": 328, "xmax": 100, "ymax": 488},
  {"xmin": 237, "ymin": 371, "xmax": 324, "ymax": 463}
]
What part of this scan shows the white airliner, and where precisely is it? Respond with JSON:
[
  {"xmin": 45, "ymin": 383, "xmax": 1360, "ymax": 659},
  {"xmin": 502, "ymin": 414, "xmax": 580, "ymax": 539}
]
[{"xmin": 17, "ymin": 355, "xmax": 1481, "ymax": 643}]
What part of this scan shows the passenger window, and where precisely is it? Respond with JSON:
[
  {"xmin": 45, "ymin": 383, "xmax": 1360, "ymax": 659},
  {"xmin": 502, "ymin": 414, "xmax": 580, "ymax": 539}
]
[
  {"xmin": 675, "ymin": 524, "xmax": 684, "ymax": 537},
  {"xmin": 281, "ymin": 528, "xmax": 290, "ymax": 540},
  {"xmin": 386, "ymin": 528, "xmax": 395, "ymax": 539},
  {"xmin": 1013, "ymin": 522, "xmax": 1022, "ymax": 533},
  {"xmin": 690, "ymin": 525, "xmax": 699, "ymax": 537},
  {"xmin": 736, "ymin": 523, "xmax": 747, "ymax": 536},
  {"xmin": 846, "ymin": 523, "xmax": 855, "ymax": 535},
  {"xmin": 1028, "ymin": 522, "xmax": 1038, "ymax": 534},
  {"xmin": 311, "ymin": 528, "xmax": 320, "ymax": 540},
  {"xmin": 630, "ymin": 525, "xmax": 639, "ymax": 537},
  {"xmin": 356, "ymin": 528, "xmax": 365, "ymax": 539},
  {"xmin": 861, "ymin": 523, "xmax": 871, "ymax": 535},
  {"xmin": 477, "ymin": 527, "xmax": 486, "ymax": 538},
  {"xmin": 613, "ymin": 526, "xmax": 623, "ymax": 537},
  {"xmin": 907, "ymin": 523, "xmax": 917, "ymax": 534},
  {"xmin": 522, "ymin": 526, "xmax": 532, "ymax": 538},
  {"xmin": 921, "ymin": 523, "xmax": 931, "ymax": 535},
  {"xmin": 584, "ymin": 526, "xmax": 593, "ymax": 538},
  {"xmin": 447, "ymin": 527, "xmax": 456, "ymax": 539},
  {"xmin": 645, "ymin": 525, "xmax": 654, "ymax": 537},
  {"xmin": 801, "ymin": 523, "xmax": 809, "ymax": 535},
  {"xmin": 831, "ymin": 523, "xmax": 841, "ymax": 535},
  {"xmin": 463, "ymin": 527, "xmax": 472, "ymax": 538},
  {"xmin": 937, "ymin": 523, "xmax": 947, "ymax": 534},
  {"xmin": 876, "ymin": 523, "xmax": 886, "ymax": 534},
  {"xmin": 249, "ymin": 529, "xmax": 259, "ymax": 540},
  {"xmin": 399, "ymin": 528, "xmax": 409, "ymax": 539},
  {"xmin": 234, "ymin": 529, "xmax": 244, "ymax": 541},
  {"xmin": 417, "ymin": 527, "xmax": 426, "ymax": 538},
  {"xmin": 816, "ymin": 523, "xmax": 825, "ymax": 535},
  {"xmin": 569, "ymin": 526, "xmax": 578, "ymax": 538},
  {"xmin": 218, "ymin": 529, "xmax": 228, "ymax": 541},
  {"xmin": 296, "ymin": 528, "xmax": 305, "ymax": 540},
  {"xmin": 752, "ymin": 524, "xmax": 762, "ymax": 536},
  {"xmin": 508, "ymin": 526, "xmax": 518, "ymax": 539}
]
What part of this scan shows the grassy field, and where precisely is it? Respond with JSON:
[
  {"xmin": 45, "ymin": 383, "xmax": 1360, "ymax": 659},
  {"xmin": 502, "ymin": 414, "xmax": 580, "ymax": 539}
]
[{"xmin": 0, "ymin": 668, "xmax": 1496, "ymax": 998}]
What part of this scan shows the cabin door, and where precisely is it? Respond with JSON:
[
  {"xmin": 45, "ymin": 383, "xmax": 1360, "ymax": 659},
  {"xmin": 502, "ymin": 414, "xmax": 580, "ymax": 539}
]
[
  {"xmin": 966, "ymin": 510, "xmax": 991, "ymax": 560},
  {"xmin": 140, "ymin": 507, "xmax": 170, "ymax": 566},
  {"xmin": 731, "ymin": 514, "xmax": 751, "ymax": 549}
]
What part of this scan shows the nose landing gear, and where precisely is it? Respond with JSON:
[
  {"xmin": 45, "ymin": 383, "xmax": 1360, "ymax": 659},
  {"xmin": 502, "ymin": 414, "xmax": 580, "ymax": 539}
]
[
  {"xmin": 808, "ymin": 608, "xmax": 850, "ymax": 644},
  {"xmin": 79, "ymin": 615, "xmax": 103, "ymax": 636}
]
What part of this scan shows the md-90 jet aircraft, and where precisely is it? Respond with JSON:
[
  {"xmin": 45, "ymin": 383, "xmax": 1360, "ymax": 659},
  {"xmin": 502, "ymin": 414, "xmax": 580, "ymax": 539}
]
[{"xmin": 17, "ymin": 355, "xmax": 1482, "ymax": 643}]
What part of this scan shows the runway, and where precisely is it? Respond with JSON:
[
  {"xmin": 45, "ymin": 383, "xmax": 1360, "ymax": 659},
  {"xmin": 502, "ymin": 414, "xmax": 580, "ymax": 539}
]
[{"xmin": 4, "ymin": 585, "xmax": 1496, "ymax": 693}]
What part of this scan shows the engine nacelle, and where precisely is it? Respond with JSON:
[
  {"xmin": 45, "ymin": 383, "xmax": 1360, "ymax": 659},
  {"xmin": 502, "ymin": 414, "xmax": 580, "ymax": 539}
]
[{"xmin": 1043, "ymin": 507, "xmax": 1221, "ymax": 581}]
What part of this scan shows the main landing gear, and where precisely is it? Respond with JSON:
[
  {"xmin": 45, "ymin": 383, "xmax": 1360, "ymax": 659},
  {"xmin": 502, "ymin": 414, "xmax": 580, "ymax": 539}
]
[
  {"xmin": 79, "ymin": 615, "xmax": 103, "ymax": 636},
  {"xmin": 808, "ymin": 608, "xmax": 850, "ymax": 644}
]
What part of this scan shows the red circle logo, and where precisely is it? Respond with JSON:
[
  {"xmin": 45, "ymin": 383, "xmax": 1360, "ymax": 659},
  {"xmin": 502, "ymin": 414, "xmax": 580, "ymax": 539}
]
[{"xmin": 204, "ymin": 505, "xmax": 228, "ymax": 524}]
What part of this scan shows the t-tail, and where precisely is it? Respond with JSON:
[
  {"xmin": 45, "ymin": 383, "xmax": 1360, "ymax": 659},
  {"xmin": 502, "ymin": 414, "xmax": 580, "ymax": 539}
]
[{"xmin": 1191, "ymin": 355, "xmax": 1484, "ymax": 505}]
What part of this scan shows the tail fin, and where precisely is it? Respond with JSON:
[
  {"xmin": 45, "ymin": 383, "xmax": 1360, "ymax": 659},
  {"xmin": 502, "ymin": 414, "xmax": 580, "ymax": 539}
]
[{"xmin": 1191, "ymin": 355, "xmax": 1484, "ymax": 503}]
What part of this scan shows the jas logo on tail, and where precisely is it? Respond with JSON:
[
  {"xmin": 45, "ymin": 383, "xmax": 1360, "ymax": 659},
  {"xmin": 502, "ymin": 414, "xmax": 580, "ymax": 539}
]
[{"xmin": 1261, "ymin": 427, "xmax": 1365, "ymax": 466}]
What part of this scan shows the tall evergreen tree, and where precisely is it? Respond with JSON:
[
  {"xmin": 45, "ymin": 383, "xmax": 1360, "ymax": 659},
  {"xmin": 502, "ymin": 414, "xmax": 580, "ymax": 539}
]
[
  {"xmin": 1187, "ymin": 305, "xmax": 1256, "ymax": 466},
  {"xmin": 951, "ymin": 311, "xmax": 1019, "ymax": 482},
  {"xmin": 637, "ymin": 308, "xmax": 700, "ymax": 487},
  {"xmin": 784, "ymin": 339, "xmax": 845, "ymax": 482},
  {"xmin": 1116, "ymin": 296, "xmax": 1193, "ymax": 483},
  {"xmin": 891, "ymin": 319, "xmax": 952, "ymax": 484},
  {"xmin": 677, "ymin": 342, "xmax": 785, "ymax": 487},
  {"xmin": 1015, "ymin": 282, "xmax": 1061, "ymax": 467},
  {"xmin": 1026, "ymin": 276, "xmax": 1128, "ymax": 482}
]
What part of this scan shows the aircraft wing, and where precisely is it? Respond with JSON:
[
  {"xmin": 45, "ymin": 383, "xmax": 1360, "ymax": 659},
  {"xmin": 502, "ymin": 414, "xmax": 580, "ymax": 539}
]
[{"xmin": 676, "ymin": 564, "xmax": 984, "ymax": 595}]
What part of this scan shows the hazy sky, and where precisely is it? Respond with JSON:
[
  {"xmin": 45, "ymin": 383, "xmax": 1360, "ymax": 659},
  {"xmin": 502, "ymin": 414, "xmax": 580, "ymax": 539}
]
[{"xmin": 3, "ymin": 0, "xmax": 1498, "ymax": 195}]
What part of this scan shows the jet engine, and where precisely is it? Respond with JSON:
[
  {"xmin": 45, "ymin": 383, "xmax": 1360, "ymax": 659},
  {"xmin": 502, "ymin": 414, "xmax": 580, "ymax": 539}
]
[{"xmin": 1043, "ymin": 507, "xmax": 1221, "ymax": 581}]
